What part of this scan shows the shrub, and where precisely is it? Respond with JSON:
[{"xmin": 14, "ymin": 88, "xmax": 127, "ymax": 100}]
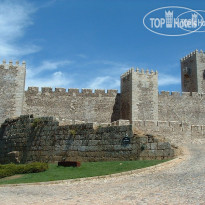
[
  {"xmin": 31, "ymin": 118, "xmax": 44, "ymax": 128},
  {"xmin": 0, "ymin": 169, "xmax": 15, "ymax": 178},
  {"xmin": 0, "ymin": 162, "xmax": 48, "ymax": 179},
  {"xmin": 69, "ymin": 129, "xmax": 76, "ymax": 136},
  {"xmin": 22, "ymin": 162, "xmax": 48, "ymax": 173}
]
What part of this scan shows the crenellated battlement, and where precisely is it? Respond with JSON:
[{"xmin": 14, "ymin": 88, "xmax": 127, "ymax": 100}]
[
  {"xmin": 180, "ymin": 49, "xmax": 205, "ymax": 62},
  {"xmin": 180, "ymin": 49, "xmax": 198, "ymax": 62},
  {"xmin": 120, "ymin": 67, "xmax": 135, "ymax": 78},
  {"xmin": 26, "ymin": 87, "xmax": 118, "ymax": 97},
  {"xmin": 0, "ymin": 59, "xmax": 26, "ymax": 69},
  {"xmin": 158, "ymin": 91, "xmax": 203, "ymax": 97},
  {"xmin": 198, "ymin": 49, "xmax": 205, "ymax": 55},
  {"xmin": 158, "ymin": 91, "xmax": 205, "ymax": 98},
  {"xmin": 121, "ymin": 67, "xmax": 158, "ymax": 79},
  {"xmin": 2, "ymin": 49, "xmax": 205, "ymax": 128},
  {"xmin": 24, "ymin": 86, "xmax": 120, "ymax": 124},
  {"xmin": 135, "ymin": 68, "xmax": 158, "ymax": 75}
]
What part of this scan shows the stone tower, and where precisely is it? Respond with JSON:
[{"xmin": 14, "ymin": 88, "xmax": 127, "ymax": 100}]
[
  {"xmin": 0, "ymin": 60, "xmax": 26, "ymax": 123},
  {"xmin": 120, "ymin": 68, "xmax": 158, "ymax": 121},
  {"xmin": 181, "ymin": 49, "xmax": 205, "ymax": 93}
]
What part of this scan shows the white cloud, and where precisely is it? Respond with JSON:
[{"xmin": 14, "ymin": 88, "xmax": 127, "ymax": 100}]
[
  {"xmin": 0, "ymin": 43, "xmax": 40, "ymax": 58},
  {"xmin": 35, "ymin": 60, "xmax": 73, "ymax": 72},
  {"xmin": 87, "ymin": 76, "xmax": 120, "ymax": 90},
  {"xmin": 88, "ymin": 76, "xmax": 110, "ymax": 89},
  {"xmin": 0, "ymin": 0, "xmax": 40, "ymax": 58},
  {"xmin": 26, "ymin": 71, "xmax": 72, "ymax": 89},
  {"xmin": 27, "ymin": 60, "xmax": 73, "ymax": 78},
  {"xmin": 159, "ymin": 74, "xmax": 181, "ymax": 86},
  {"xmin": 26, "ymin": 59, "xmax": 74, "ymax": 88},
  {"xmin": 87, "ymin": 73, "xmax": 180, "ymax": 91},
  {"xmin": 76, "ymin": 60, "xmax": 131, "ymax": 79}
]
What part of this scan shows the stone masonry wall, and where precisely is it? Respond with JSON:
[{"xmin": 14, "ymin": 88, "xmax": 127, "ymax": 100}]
[
  {"xmin": 120, "ymin": 68, "xmax": 158, "ymax": 122},
  {"xmin": 2, "ymin": 50, "xmax": 205, "ymax": 130},
  {"xmin": 181, "ymin": 51, "xmax": 198, "ymax": 92},
  {"xmin": 120, "ymin": 70, "xmax": 132, "ymax": 121},
  {"xmin": 132, "ymin": 119, "xmax": 205, "ymax": 145},
  {"xmin": 196, "ymin": 51, "xmax": 205, "ymax": 93},
  {"xmin": 0, "ymin": 61, "xmax": 26, "ymax": 124},
  {"xmin": 0, "ymin": 116, "xmax": 176, "ymax": 164},
  {"xmin": 131, "ymin": 68, "xmax": 158, "ymax": 121},
  {"xmin": 158, "ymin": 91, "xmax": 205, "ymax": 124},
  {"xmin": 23, "ymin": 88, "xmax": 120, "ymax": 124},
  {"xmin": 181, "ymin": 50, "xmax": 205, "ymax": 93}
]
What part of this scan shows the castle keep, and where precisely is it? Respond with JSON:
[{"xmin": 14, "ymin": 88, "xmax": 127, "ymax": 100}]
[{"xmin": 1, "ymin": 49, "xmax": 205, "ymax": 126}]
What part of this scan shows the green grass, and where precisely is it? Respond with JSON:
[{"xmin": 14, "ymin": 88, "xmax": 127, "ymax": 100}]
[{"xmin": 0, "ymin": 160, "xmax": 168, "ymax": 185}]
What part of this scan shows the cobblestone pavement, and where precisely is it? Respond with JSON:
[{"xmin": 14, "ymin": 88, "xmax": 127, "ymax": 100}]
[{"xmin": 1, "ymin": 142, "xmax": 205, "ymax": 205}]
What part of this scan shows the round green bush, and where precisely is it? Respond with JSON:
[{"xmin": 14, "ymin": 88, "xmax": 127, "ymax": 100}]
[{"xmin": 0, "ymin": 162, "xmax": 48, "ymax": 179}]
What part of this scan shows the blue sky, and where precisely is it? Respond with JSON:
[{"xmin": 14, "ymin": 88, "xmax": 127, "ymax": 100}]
[{"xmin": 1, "ymin": 0, "xmax": 205, "ymax": 92}]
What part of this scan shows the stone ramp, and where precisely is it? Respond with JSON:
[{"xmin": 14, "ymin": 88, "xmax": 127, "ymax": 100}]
[{"xmin": 0, "ymin": 142, "xmax": 205, "ymax": 204}]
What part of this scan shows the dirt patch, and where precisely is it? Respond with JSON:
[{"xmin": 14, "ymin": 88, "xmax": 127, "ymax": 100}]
[{"xmin": 0, "ymin": 175, "xmax": 22, "ymax": 181}]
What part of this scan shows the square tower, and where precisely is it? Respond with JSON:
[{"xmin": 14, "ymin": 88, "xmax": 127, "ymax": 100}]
[
  {"xmin": 121, "ymin": 68, "xmax": 158, "ymax": 121},
  {"xmin": 0, "ymin": 60, "xmax": 26, "ymax": 123},
  {"xmin": 181, "ymin": 49, "xmax": 205, "ymax": 93}
]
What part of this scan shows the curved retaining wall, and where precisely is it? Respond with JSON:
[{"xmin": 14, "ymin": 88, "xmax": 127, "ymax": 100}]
[{"xmin": 0, "ymin": 116, "xmax": 176, "ymax": 164}]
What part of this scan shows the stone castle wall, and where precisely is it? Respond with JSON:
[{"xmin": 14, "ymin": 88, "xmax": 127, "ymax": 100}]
[
  {"xmin": 2, "ymin": 51, "xmax": 205, "ymax": 164},
  {"xmin": 20, "ymin": 85, "xmax": 205, "ymax": 126},
  {"xmin": 0, "ymin": 116, "xmax": 176, "ymax": 164},
  {"xmin": 158, "ymin": 91, "xmax": 205, "ymax": 125},
  {"xmin": 120, "ymin": 68, "xmax": 205, "ymax": 125},
  {"xmin": 1, "ymin": 50, "xmax": 205, "ymax": 130},
  {"xmin": 132, "ymin": 119, "xmax": 205, "ymax": 145},
  {"xmin": 0, "ymin": 61, "xmax": 26, "ymax": 124},
  {"xmin": 120, "ymin": 70, "xmax": 132, "ymax": 120},
  {"xmin": 22, "ymin": 87, "xmax": 120, "ymax": 124}
]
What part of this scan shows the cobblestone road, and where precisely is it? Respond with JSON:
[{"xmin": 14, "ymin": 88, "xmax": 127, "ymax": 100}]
[{"xmin": 0, "ymin": 142, "xmax": 205, "ymax": 205}]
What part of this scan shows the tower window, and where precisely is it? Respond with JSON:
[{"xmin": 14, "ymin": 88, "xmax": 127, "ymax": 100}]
[
  {"xmin": 183, "ymin": 67, "xmax": 191, "ymax": 78},
  {"xmin": 203, "ymin": 70, "xmax": 205, "ymax": 80}
]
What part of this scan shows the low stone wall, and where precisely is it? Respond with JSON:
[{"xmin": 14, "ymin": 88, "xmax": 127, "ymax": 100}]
[
  {"xmin": 0, "ymin": 115, "xmax": 177, "ymax": 164},
  {"xmin": 132, "ymin": 120, "xmax": 205, "ymax": 145}
]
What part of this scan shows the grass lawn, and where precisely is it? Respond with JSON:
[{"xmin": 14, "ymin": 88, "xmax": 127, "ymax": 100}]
[{"xmin": 0, "ymin": 160, "xmax": 168, "ymax": 185}]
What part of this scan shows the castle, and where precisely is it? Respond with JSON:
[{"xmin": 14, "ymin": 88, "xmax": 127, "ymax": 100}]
[
  {"xmin": 1, "ymin": 49, "xmax": 205, "ymax": 127},
  {"xmin": 1, "ymin": 49, "xmax": 205, "ymax": 163}
]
